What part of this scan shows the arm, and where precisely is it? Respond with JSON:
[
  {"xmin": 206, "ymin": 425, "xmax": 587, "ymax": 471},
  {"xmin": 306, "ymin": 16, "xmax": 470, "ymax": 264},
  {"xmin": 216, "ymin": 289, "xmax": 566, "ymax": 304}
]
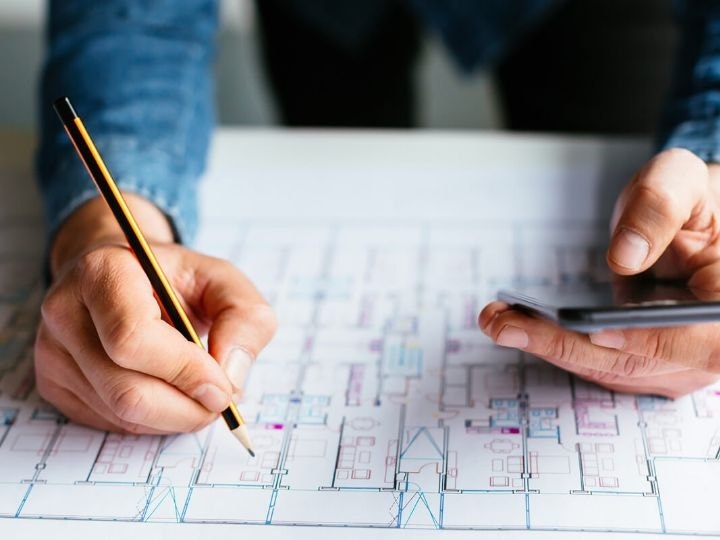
[
  {"xmin": 38, "ymin": 0, "xmax": 219, "ymax": 244},
  {"xmin": 480, "ymin": 2, "xmax": 720, "ymax": 397},
  {"xmin": 35, "ymin": 0, "xmax": 276, "ymax": 433},
  {"xmin": 658, "ymin": 0, "xmax": 720, "ymax": 162}
]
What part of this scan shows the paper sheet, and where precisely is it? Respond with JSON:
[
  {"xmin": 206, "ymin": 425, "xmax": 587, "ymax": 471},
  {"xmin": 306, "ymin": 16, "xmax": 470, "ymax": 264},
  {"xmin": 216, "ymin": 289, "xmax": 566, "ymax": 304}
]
[{"xmin": 0, "ymin": 131, "xmax": 717, "ymax": 537}]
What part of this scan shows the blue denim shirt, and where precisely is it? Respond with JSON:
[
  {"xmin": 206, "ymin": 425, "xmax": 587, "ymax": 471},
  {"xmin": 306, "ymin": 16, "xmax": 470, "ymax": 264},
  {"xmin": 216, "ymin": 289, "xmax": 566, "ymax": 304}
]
[{"xmin": 37, "ymin": 0, "xmax": 720, "ymax": 246}]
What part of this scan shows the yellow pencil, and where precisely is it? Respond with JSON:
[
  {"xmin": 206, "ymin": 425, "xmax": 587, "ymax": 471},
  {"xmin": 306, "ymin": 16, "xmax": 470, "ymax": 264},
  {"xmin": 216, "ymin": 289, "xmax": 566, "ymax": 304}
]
[{"xmin": 53, "ymin": 96, "xmax": 254, "ymax": 456}]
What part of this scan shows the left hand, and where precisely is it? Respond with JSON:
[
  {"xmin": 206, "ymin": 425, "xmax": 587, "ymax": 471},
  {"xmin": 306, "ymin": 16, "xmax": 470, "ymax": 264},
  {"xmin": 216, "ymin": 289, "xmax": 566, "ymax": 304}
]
[{"xmin": 480, "ymin": 148, "xmax": 720, "ymax": 398}]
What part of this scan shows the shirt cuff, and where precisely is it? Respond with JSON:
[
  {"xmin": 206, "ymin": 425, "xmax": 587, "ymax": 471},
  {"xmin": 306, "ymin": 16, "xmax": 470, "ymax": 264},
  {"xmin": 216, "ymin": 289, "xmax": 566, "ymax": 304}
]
[
  {"xmin": 660, "ymin": 118, "xmax": 720, "ymax": 164},
  {"xmin": 40, "ymin": 134, "xmax": 199, "ymax": 247}
]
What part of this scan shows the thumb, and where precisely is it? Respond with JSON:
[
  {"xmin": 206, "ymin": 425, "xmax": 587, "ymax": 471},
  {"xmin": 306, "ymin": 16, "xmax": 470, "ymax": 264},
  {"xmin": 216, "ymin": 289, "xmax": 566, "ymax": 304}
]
[{"xmin": 607, "ymin": 148, "xmax": 709, "ymax": 275}]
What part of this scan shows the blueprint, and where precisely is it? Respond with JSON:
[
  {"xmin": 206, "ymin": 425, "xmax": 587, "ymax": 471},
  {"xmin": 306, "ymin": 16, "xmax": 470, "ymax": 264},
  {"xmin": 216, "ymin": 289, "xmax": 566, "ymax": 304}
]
[{"xmin": 1, "ymin": 131, "xmax": 719, "ymax": 537}]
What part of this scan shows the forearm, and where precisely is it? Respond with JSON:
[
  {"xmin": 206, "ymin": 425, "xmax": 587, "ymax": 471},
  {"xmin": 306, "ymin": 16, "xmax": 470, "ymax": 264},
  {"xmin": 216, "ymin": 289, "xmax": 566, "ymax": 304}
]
[{"xmin": 37, "ymin": 0, "xmax": 219, "ymax": 247}]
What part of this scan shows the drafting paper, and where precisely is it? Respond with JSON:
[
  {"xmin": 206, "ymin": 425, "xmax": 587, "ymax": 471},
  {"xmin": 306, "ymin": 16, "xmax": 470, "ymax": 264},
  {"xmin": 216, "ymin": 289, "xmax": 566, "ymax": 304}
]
[{"xmin": 0, "ymin": 131, "xmax": 717, "ymax": 537}]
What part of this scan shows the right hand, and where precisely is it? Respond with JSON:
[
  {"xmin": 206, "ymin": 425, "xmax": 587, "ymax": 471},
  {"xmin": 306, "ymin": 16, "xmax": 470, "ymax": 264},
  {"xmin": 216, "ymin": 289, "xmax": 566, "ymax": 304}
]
[
  {"xmin": 480, "ymin": 150, "xmax": 720, "ymax": 398},
  {"xmin": 34, "ymin": 194, "xmax": 276, "ymax": 434}
]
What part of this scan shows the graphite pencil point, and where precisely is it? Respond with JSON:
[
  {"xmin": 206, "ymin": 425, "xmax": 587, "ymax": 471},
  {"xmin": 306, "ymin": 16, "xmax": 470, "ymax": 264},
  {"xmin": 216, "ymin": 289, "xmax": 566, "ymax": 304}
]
[{"xmin": 231, "ymin": 423, "xmax": 254, "ymax": 455}]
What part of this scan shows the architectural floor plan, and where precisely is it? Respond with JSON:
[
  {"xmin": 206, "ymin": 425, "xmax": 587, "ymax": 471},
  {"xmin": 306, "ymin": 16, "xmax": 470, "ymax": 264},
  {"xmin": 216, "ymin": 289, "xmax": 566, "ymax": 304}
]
[
  {"xmin": 1, "ymin": 216, "xmax": 719, "ymax": 535},
  {"xmin": 0, "ymin": 130, "xmax": 718, "ymax": 537}
]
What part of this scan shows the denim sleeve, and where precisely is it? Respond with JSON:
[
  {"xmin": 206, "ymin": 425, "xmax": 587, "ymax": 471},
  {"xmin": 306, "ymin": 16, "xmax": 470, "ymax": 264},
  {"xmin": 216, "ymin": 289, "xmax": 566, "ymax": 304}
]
[
  {"xmin": 659, "ymin": 0, "xmax": 720, "ymax": 161},
  {"xmin": 36, "ymin": 0, "xmax": 219, "ymax": 246}
]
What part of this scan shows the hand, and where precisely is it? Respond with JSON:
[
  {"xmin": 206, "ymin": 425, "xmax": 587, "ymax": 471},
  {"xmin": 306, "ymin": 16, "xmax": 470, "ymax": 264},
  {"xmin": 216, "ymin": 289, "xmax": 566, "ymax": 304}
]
[
  {"xmin": 480, "ymin": 148, "xmax": 720, "ymax": 398},
  {"xmin": 34, "ymin": 194, "xmax": 276, "ymax": 433}
]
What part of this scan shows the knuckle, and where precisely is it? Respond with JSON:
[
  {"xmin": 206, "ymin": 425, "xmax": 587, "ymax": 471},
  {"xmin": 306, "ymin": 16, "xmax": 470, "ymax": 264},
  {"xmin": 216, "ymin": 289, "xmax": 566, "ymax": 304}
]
[
  {"xmin": 75, "ymin": 248, "xmax": 109, "ymax": 281},
  {"xmin": 173, "ymin": 263, "xmax": 198, "ymax": 294},
  {"xmin": 632, "ymin": 355, "xmax": 657, "ymax": 377},
  {"xmin": 612, "ymin": 353, "xmax": 656, "ymax": 378},
  {"xmin": 642, "ymin": 332, "xmax": 665, "ymax": 361},
  {"xmin": 40, "ymin": 286, "xmax": 70, "ymax": 327},
  {"xmin": 165, "ymin": 357, "xmax": 200, "ymax": 390},
  {"xmin": 106, "ymin": 381, "xmax": 151, "ymax": 425},
  {"xmin": 633, "ymin": 183, "xmax": 676, "ymax": 220},
  {"xmin": 76, "ymin": 248, "xmax": 131, "ymax": 302},
  {"xmin": 541, "ymin": 334, "xmax": 579, "ymax": 364},
  {"xmin": 103, "ymin": 317, "xmax": 144, "ymax": 368}
]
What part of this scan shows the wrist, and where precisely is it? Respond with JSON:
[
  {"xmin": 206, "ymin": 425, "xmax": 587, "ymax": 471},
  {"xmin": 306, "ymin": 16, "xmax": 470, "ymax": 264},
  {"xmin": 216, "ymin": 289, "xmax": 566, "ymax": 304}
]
[{"xmin": 50, "ymin": 193, "xmax": 175, "ymax": 277}]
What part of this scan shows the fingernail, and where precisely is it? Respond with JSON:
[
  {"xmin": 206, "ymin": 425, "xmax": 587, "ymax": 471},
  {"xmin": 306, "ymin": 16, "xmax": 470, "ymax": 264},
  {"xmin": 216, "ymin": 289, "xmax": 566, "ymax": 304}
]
[
  {"xmin": 225, "ymin": 348, "xmax": 253, "ymax": 391},
  {"xmin": 611, "ymin": 229, "xmax": 649, "ymax": 270},
  {"xmin": 496, "ymin": 326, "xmax": 528, "ymax": 349},
  {"xmin": 589, "ymin": 330, "xmax": 625, "ymax": 349},
  {"xmin": 193, "ymin": 384, "xmax": 229, "ymax": 412}
]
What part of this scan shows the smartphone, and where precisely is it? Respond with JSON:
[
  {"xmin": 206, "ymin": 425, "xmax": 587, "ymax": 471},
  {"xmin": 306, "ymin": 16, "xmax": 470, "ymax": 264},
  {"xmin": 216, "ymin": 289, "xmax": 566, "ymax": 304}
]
[{"xmin": 497, "ymin": 280, "xmax": 720, "ymax": 332}]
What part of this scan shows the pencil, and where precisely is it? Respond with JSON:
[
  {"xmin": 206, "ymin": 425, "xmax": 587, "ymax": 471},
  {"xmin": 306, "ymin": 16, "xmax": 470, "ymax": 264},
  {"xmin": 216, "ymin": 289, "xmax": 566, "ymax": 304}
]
[{"xmin": 52, "ymin": 96, "xmax": 255, "ymax": 457}]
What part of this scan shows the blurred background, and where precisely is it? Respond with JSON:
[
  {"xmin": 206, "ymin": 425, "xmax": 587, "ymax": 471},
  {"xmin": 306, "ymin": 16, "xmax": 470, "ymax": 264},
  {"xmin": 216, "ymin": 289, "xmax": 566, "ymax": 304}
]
[{"xmin": 0, "ymin": 0, "xmax": 676, "ymax": 134}]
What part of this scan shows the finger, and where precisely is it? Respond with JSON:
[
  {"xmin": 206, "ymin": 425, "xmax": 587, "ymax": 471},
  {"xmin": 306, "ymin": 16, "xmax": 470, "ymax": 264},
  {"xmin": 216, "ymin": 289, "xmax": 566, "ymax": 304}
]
[
  {"xmin": 35, "ymin": 324, "xmax": 118, "ymax": 430},
  {"xmin": 482, "ymin": 308, "xmax": 686, "ymax": 378},
  {"xmin": 530, "ymin": 336, "xmax": 685, "ymax": 385},
  {"xmin": 173, "ymin": 253, "xmax": 277, "ymax": 392},
  {"xmin": 35, "ymin": 328, "xmax": 173, "ymax": 434},
  {"xmin": 587, "ymin": 322, "xmax": 720, "ymax": 374},
  {"xmin": 689, "ymin": 260, "xmax": 720, "ymax": 292},
  {"xmin": 72, "ymin": 249, "xmax": 233, "ymax": 412},
  {"xmin": 37, "ymin": 374, "xmax": 172, "ymax": 435},
  {"xmin": 43, "ymin": 289, "xmax": 221, "ymax": 432},
  {"xmin": 573, "ymin": 368, "xmax": 719, "ymax": 399},
  {"xmin": 478, "ymin": 301, "xmax": 512, "ymax": 330},
  {"xmin": 71, "ymin": 332, "xmax": 218, "ymax": 433},
  {"xmin": 37, "ymin": 375, "xmax": 121, "ymax": 431},
  {"xmin": 607, "ymin": 148, "xmax": 710, "ymax": 275}
]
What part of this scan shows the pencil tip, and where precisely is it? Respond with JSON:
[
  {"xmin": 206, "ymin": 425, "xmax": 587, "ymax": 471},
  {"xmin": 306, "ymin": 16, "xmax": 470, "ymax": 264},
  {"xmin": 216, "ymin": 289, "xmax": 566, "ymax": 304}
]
[{"xmin": 231, "ymin": 424, "xmax": 255, "ymax": 456}]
